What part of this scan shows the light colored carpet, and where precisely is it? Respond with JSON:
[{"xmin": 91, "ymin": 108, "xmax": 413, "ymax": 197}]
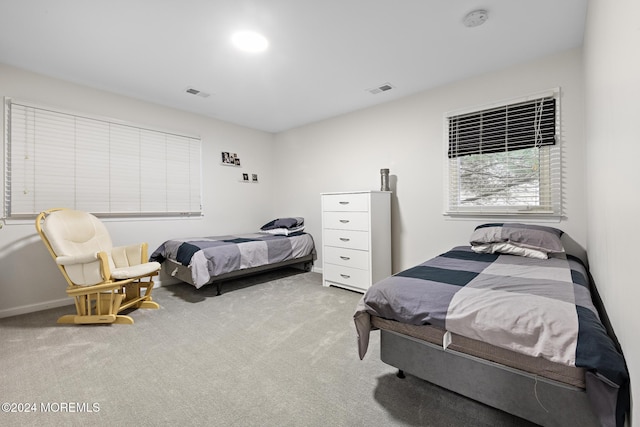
[{"xmin": 0, "ymin": 269, "xmax": 536, "ymax": 426}]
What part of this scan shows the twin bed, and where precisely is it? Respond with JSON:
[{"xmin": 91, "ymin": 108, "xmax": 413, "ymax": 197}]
[
  {"xmin": 150, "ymin": 218, "xmax": 315, "ymax": 294},
  {"xmin": 354, "ymin": 223, "xmax": 629, "ymax": 427}
]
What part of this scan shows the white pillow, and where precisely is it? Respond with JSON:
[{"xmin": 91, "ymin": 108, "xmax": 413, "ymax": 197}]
[
  {"xmin": 260, "ymin": 225, "xmax": 305, "ymax": 236},
  {"xmin": 471, "ymin": 242, "xmax": 549, "ymax": 259}
]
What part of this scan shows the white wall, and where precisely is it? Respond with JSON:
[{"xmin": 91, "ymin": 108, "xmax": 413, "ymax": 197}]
[
  {"xmin": 0, "ymin": 63, "xmax": 276, "ymax": 317},
  {"xmin": 584, "ymin": 0, "xmax": 640, "ymax": 424},
  {"xmin": 274, "ymin": 48, "xmax": 586, "ymax": 274}
]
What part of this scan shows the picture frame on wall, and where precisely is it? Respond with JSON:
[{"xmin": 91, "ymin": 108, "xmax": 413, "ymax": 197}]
[{"xmin": 221, "ymin": 152, "xmax": 240, "ymax": 166}]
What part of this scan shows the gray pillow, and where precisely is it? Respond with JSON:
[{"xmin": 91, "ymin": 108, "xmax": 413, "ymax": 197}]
[
  {"xmin": 260, "ymin": 217, "xmax": 304, "ymax": 231},
  {"xmin": 470, "ymin": 223, "xmax": 565, "ymax": 256}
]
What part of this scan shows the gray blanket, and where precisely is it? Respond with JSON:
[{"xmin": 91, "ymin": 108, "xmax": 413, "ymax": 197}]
[
  {"xmin": 354, "ymin": 246, "xmax": 628, "ymax": 427},
  {"xmin": 150, "ymin": 232, "xmax": 315, "ymax": 288}
]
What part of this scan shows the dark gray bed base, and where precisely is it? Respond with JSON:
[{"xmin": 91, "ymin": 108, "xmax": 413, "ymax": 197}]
[
  {"xmin": 380, "ymin": 329, "xmax": 600, "ymax": 426},
  {"xmin": 169, "ymin": 254, "xmax": 315, "ymax": 295}
]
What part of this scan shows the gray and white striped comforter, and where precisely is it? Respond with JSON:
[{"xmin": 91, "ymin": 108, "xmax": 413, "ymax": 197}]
[{"xmin": 150, "ymin": 232, "xmax": 315, "ymax": 288}]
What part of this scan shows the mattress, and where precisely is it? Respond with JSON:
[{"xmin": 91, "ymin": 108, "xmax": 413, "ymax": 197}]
[{"xmin": 371, "ymin": 316, "xmax": 585, "ymax": 388}]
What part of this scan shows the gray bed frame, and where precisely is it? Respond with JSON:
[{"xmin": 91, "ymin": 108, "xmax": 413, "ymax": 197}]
[
  {"xmin": 380, "ymin": 329, "xmax": 599, "ymax": 426},
  {"xmin": 374, "ymin": 235, "xmax": 623, "ymax": 426},
  {"xmin": 167, "ymin": 253, "xmax": 315, "ymax": 295}
]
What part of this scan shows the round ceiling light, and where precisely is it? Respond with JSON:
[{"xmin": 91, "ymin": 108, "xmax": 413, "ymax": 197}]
[
  {"xmin": 231, "ymin": 31, "xmax": 269, "ymax": 53},
  {"xmin": 463, "ymin": 9, "xmax": 489, "ymax": 28}
]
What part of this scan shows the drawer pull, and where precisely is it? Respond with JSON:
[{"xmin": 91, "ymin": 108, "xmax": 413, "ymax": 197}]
[
  {"xmin": 340, "ymin": 256, "xmax": 351, "ymax": 261},
  {"xmin": 339, "ymin": 219, "xmax": 350, "ymax": 223},
  {"xmin": 340, "ymin": 274, "xmax": 351, "ymax": 279},
  {"xmin": 339, "ymin": 201, "xmax": 350, "ymax": 205},
  {"xmin": 339, "ymin": 237, "xmax": 350, "ymax": 242}
]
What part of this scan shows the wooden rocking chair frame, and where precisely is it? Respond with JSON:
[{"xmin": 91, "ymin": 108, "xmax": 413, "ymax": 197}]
[{"xmin": 36, "ymin": 208, "xmax": 160, "ymax": 325}]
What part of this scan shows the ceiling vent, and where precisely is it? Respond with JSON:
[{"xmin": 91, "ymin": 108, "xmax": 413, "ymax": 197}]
[
  {"xmin": 185, "ymin": 87, "xmax": 211, "ymax": 98},
  {"xmin": 367, "ymin": 83, "xmax": 395, "ymax": 95}
]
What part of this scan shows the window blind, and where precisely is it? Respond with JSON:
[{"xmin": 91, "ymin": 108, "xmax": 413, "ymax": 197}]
[
  {"xmin": 448, "ymin": 97, "xmax": 556, "ymax": 158},
  {"xmin": 5, "ymin": 99, "xmax": 202, "ymax": 218}
]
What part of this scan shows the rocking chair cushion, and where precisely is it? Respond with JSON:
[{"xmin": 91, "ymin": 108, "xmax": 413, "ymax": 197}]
[{"xmin": 111, "ymin": 261, "xmax": 161, "ymax": 280}]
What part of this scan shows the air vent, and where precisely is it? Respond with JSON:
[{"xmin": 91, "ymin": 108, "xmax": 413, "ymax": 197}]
[
  {"xmin": 185, "ymin": 87, "xmax": 211, "ymax": 98},
  {"xmin": 367, "ymin": 83, "xmax": 395, "ymax": 95}
]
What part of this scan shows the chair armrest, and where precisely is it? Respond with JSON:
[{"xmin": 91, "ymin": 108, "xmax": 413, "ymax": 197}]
[
  {"xmin": 111, "ymin": 242, "xmax": 149, "ymax": 267},
  {"xmin": 55, "ymin": 251, "xmax": 112, "ymax": 286}
]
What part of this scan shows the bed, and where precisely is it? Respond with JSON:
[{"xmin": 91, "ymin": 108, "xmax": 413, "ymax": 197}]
[
  {"xmin": 354, "ymin": 223, "xmax": 629, "ymax": 427},
  {"xmin": 150, "ymin": 218, "xmax": 316, "ymax": 294}
]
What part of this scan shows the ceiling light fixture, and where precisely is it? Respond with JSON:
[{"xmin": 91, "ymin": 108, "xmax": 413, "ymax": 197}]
[
  {"xmin": 463, "ymin": 9, "xmax": 489, "ymax": 28},
  {"xmin": 231, "ymin": 31, "xmax": 269, "ymax": 53}
]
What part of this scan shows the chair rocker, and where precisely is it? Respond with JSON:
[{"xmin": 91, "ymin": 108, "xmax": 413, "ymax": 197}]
[{"xmin": 35, "ymin": 208, "xmax": 161, "ymax": 325}]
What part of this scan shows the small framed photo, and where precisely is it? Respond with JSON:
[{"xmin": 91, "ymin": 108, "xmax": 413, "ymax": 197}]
[
  {"xmin": 252, "ymin": 174, "xmax": 258, "ymax": 183},
  {"xmin": 242, "ymin": 173, "xmax": 249, "ymax": 182},
  {"xmin": 221, "ymin": 152, "xmax": 241, "ymax": 166}
]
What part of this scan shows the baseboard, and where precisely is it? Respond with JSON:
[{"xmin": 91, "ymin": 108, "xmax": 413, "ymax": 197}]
[
  {"xmin": 0, "ymin": 280, "xmax": 173, "ymax": 319},
  {"xmin": 312, "ymin": 266, "xmax": 322, "ymax": 274},
  {"xmin": 0, "ymin": 297, "xmax": 73, "ymax": 319}
]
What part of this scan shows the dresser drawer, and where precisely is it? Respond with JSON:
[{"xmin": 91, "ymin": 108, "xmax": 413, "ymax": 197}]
[
  {"xmin": 323, "ymin": 263, "xmax": 370, "ymax": 291},
  {"xmin": 322, "ymin": 193, "xmax": 369, "ymax": 212},
  {"xmin": 323, "ymin": 211, "xmax": 369, "ymax": 231},
  {"xmin": 323, "ymin": 229, "xmax": 369, "ymax": 251},
  {"xmin": 323, "ymin": 246, "xmax": 369, "ymax": 270}
]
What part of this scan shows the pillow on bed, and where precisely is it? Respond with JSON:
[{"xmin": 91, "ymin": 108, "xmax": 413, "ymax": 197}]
[
  {"xmin": 260, "ymin": 217, "xmax": 304, "ymax": 231},
  {"xmin": 470, "ymin": 242, "xmax": 549, "ymax": 259},
  {"xmin": 261, "ymin": 225, "xmax": 305, "ymax": 236},
  {"xmin": 470, "ymin": 223, "xmax": 564, "ymax": 258}
]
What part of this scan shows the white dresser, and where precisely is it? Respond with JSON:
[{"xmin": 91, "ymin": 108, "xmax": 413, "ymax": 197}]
[{"xmin": 321, "ymin": 191, "xmax": 391, "ymax": 293}]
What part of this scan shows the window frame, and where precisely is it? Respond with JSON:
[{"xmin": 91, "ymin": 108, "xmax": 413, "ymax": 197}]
[{"xmin": 443, "ymin": 89, "xmax": 562, "ymax": 219}]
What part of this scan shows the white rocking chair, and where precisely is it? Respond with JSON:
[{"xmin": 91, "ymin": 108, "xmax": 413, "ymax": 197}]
[{"xmin": 35, "ymin": 208, "xmax": 161, "ymax": 325}]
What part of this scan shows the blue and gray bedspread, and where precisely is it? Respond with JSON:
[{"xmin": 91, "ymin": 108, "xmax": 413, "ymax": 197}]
[
  {"xmin": 150, "ymin": 232, "xmax": 315, "ymax": 289},
  {"xmin": 354, "ymin": 246, "xmax": 629, "ymax": 427}
]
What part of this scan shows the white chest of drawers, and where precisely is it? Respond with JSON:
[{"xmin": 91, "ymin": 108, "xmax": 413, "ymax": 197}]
[{"xmin": 321, "ymin": 191, "xmax": 391, "ymax": 293}]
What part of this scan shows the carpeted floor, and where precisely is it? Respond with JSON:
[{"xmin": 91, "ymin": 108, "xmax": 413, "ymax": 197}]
[{"xmin": 0, "ymin": 269, "xmax": 537, "ymax": 426}]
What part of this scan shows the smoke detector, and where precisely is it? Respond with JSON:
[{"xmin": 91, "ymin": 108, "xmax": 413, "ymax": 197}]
[{"xmin": 463, "ymin": 9, "xmax": 489, "ymax": 28}]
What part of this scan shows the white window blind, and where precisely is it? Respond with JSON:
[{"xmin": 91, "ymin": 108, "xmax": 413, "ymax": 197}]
[
  {"xmin": 445, "ymin": 91, "xmax": 561, "ymax": 216},
  {"xmin": 4, "ymin": 99, "xmax": 202, "ymax": 218}
]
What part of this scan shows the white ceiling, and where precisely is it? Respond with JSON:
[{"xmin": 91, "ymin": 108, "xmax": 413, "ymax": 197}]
[{"xmin": 0, "ymin": 0, "xmax": 588, "ymax": 133}]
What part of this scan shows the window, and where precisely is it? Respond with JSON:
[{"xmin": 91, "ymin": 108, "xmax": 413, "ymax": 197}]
[
  {"xmin": 4, "ymin": 99, "xmax": 202, "ymax": 219},
  {"xmin": 445, "ymin": 90, "xmax": 561, "ymax": 217}
]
